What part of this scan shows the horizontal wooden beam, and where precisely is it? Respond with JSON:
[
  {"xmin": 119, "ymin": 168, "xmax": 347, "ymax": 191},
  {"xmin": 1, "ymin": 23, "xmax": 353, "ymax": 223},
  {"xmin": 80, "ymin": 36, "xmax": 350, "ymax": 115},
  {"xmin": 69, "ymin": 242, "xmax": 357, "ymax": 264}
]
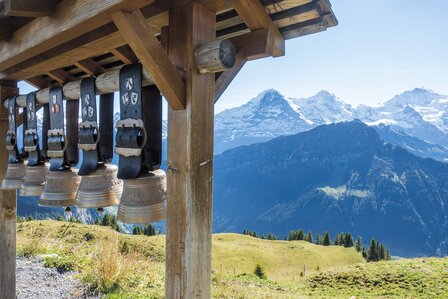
[
  {"xmin": 111, "ymin": 9, "xmax": 185, "ymax": 110},
  {"xmin": 232, "ymin": 0, "xmax": 285, "ymax": 57},
  {"xmin": 7, "ymin": 66, "xmax": 157, "ymax": 108},
  {"xmin": 25, "ymin": 75, "xmax": 51, "ymax": 89},
  {"xmin": 0, "ymin": 11, "xmax": 169, "ymax": 81},
  {"xmin": 0, "ymin": 17, "xmax": 30, "ymax": 42},
  {"xmin": 0, "ymin": 0, "xmax": 152, "ymax": 72},
  {"xmin": 4, "ymin": 0, "xmax": 56, "ymax": 17}
]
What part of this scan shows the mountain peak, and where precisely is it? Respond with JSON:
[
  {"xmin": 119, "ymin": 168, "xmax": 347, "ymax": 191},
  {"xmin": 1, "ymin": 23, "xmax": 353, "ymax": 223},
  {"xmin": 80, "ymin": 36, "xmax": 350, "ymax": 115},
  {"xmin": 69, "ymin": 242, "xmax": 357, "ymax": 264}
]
[{"xmin": 385, "ymin": 88, "xmax": 444, "ymax": 108}]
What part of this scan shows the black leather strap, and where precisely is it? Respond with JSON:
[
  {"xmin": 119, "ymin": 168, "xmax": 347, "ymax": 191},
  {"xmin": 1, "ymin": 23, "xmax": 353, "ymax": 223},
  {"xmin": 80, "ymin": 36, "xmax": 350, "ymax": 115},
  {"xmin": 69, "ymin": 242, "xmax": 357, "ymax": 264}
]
[
  {"xmin": 48, "ymin": 86, "xmax": 68, "ymax": 171},
  {"xmin": 78, "ymin": 77, "xmax": 98, "ymax": 175},
  {"xmin": 5, "ymin": 98, "xmax": 20, "ymax": 164},
  {"xmin": 24, "ymin": 92, "xmax": 42, "ymax": 166},
  {"xmin": 99, "ymin": 93, "xmax": 114, "ymax": 163},
  {"xmin": 41, "ymin": 104, "xmax": 50, "ymax": 160},
  {"xmin": 116, "ymin": 64, "xmax": 145, "ymax": 179},
  {"xmin": 141, "ymin": 85, "xmax": 162, "ymax": 171},
  {"xmin": 66, "ymin": 100, "xmax": 79, "ymax": 165},
  {"xmin": 21, "ymin": 106, "xmax": 28, "ymax": 159}
]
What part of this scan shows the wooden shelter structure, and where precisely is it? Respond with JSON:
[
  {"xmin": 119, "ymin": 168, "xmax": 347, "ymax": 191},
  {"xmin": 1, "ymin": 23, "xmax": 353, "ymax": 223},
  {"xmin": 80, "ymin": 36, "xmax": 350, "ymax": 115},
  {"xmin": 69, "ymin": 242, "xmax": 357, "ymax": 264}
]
[{"xmin": 0, "ymin": 0, "xmax": 337, "ymax": 297}]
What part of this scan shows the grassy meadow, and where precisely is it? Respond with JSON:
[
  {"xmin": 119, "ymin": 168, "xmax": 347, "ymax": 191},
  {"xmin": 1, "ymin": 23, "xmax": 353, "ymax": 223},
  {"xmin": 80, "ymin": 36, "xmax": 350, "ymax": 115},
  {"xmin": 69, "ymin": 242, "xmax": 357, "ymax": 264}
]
[{"xmin": 16, "ymin": 220, "xmax": 448, "ymax": 298}]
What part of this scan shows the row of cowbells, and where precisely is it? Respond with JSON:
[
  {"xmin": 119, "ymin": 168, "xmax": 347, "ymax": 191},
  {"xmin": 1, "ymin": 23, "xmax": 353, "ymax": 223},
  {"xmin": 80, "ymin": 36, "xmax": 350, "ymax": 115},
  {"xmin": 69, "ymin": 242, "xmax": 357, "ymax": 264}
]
[{"xmin": 1, "ymin": 161, "xmax": 166, "ymax": 224}]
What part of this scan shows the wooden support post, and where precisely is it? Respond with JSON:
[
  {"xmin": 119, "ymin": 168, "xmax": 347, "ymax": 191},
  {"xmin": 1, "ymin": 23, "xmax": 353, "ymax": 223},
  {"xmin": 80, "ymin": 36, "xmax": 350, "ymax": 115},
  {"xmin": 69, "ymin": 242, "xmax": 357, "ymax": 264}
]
[
  {"xmin": 165, "ymin": 2, "xmax": 215, "ymax": 298},
  {"xmin": 0, "ymin": 81, "xmax": 19, "ymax": 299}
]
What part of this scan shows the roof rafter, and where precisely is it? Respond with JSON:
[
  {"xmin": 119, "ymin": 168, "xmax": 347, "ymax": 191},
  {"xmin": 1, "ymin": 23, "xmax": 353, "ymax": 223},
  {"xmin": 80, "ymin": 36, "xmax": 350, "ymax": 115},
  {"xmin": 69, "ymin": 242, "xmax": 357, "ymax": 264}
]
[
  {"xmin": 0, "ymin": 0, "xmax": 153, "ymax": 71},
  {"xmin": 111, "ymin": 9, "xmax": 185, "ymax": 110}
]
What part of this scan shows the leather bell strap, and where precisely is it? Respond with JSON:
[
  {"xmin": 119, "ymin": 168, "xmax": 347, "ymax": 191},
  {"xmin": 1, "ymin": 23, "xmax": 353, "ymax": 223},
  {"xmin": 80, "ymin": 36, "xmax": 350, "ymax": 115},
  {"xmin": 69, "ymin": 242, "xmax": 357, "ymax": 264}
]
[
  {"xmin": 78, "ymin": 77, "xmax": 99, "ymax": 175},
  {"xmin": 116, "ymin": 64, "xmax": 146, "ymax": 179},
  {"xmin": 21, "ymin": 105, "xmax": 28, "ymax": 159},
  {"xmin": 99, "ymin": 93, "xmax": 114, "ymax": 163},
  {"xmin": 24, "ymin": 92, "xmax": 43, "ymax": 167},
  {"xmin": 48, "ymin": 86, "xmax": 70, "ymax": 171},
  {"xmin": 41, "ymin": 104, "xmax": 50, "ymax": 160},
  {"xmin": 5, "ymin": 98, "xmax": 20, "ymax": 164}
]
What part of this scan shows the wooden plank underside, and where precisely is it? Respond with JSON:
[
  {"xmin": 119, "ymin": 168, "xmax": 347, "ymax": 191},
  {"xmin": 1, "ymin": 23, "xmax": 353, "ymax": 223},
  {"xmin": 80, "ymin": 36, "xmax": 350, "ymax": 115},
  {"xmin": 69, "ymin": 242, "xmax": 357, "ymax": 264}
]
[
  {"xmin": 3, "ymin": 0, "xmax": 56, "ymax": 17},
  {"xmin": 111, "ymin": 9, "xmax": 186, "ymax": 110},
  {"xmin": 0, "ymin": 0, "xmax": 153, "ymax": 71}
]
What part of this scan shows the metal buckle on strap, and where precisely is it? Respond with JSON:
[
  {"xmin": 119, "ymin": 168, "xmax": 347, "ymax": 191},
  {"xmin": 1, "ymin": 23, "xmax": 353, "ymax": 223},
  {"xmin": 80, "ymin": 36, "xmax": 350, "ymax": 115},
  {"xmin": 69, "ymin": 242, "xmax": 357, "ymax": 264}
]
[
  {"xmin": 114, "ymin": 118, "xmax": 147, "ymax": 157},
  {"xmin": 78, "ymin": 121, "xmax": 100, "ymax": 151},
  {"xmin": 47, "ymin": 128, "xmax": 67, "ymax": 158},
  {"xmin": 24, "ymin": 129, "xmax": 39, "ymax": 152},
  {"xmin": 5, "ymin": 130, "xmax": 16, "ymax": 150}
]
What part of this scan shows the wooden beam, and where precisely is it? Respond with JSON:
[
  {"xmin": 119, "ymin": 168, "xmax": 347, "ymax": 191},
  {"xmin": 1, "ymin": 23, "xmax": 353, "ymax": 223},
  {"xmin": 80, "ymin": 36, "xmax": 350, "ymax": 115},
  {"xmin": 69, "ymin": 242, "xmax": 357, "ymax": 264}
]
[
  {"xmin": 165, "ymin": 2, "xmax": 215, "ymax": 297},
  {"xmin": 74, "ymin": 58, "xmax": 106, "ymax": 76},
  {"xmin": 215, "ymin": 47, "xmax": 246, "ymax": 102},
  {"xmin": 0, "ymin": 0, "xmax": 152, "ymax": 71},
  {"xmin": 232, "ymin": 0, "xmax": 285, "ymax": 57},
  {"xmin": 0, "ymin": 17, "xmax": 30, "ymax": 42},
  {"xmin": 47, "ymin": 68, "xmax": 75, "ymax": 84},
  {"xmin": 111, "ymin": 9, "xmax": 186, "ymax": 110},
  {"xmin": 1, "ymin": 10, "xmax": 169, "ymax": 81},
  {"xmin": 111, "ymin": 45, "xmax": 139, "ymax": 64},
  {"xmin": 0, "ymin": 81, "xmax": 18, "ymax": 299},
  {"xmin": 25, "ymin": 75, "xmax": 51, "ymax": 89},
  {"xmin": 4, "ymin": 0, "xmax": 56, "ymax": 17}
]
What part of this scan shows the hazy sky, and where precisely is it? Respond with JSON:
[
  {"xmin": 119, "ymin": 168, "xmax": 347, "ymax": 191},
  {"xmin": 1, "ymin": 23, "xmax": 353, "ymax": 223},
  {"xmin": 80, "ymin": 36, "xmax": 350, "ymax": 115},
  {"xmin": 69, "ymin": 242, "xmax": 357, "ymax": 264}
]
[
  {"xmin": 216, "ymin": 0, "xmax": 448, "ymax": 112},
  {"xmin": 19, "ymin": 0, "xmax": 448, "ymax": 114}
]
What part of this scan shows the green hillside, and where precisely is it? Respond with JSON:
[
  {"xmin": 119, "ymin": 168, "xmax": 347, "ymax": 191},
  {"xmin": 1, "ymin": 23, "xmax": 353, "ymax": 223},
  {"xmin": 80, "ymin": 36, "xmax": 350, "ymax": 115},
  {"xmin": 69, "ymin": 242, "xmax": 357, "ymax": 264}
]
[{"xmin": 16, "ymin": 220, "xmax": 448, "ymax": 298}]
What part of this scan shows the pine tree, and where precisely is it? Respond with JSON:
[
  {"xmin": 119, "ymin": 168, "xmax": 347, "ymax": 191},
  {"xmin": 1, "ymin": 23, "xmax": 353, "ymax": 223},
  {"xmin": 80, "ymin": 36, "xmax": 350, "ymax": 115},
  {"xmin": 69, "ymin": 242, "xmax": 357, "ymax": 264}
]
[
  {"xmin": 367, "ymin": 238, "xmax": 379, "ymax": 262},
  {"xmin": 254, "ymin": 264, "xmax": 266, "ymax": 279},
  {"xmin": 362, "ymin": 246, "xmax": 367, "ymax": 259},
  {"xmin": 333, "ymin": 233, "xmax": 340, "ymax": 245},
  {"xmin": 355, "ymin": 237, "xmax": 362, "ymax": 252},
  {"xmin": 144, "ymin": 224, "xmax": 156, "ymax": 236},
  {"xmin": 133, "ymin": 226, "xmax": 144, "ymax": 235},
  {"xmin": 344, "ymin": 233, "xmax": 354, "ymax": 248},
  {"xmin": 322, "ymin": 231, "xmax": 331, "ymax": 246}
]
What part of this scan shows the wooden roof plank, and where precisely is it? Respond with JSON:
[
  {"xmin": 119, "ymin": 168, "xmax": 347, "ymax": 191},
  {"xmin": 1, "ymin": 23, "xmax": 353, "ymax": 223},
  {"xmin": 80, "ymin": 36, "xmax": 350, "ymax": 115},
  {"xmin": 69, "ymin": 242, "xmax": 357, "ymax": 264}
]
[
  {"xmin": 47, "ymin": 68, "xmax": 75, "ymax": 84},
  {"xmin": 111, "ymin": 45, "xmax": 139, "ymax": 64},
  {"xmin": 0, "ymin": 0, "xmax": 153, "ymax": 72},
  {"xmin": 3, "ymin": 0, "xmax": 56, "ymax": 17},
  {"xmin": 111, "ymin": 9, "xmax": 185, "ymax": 110}
]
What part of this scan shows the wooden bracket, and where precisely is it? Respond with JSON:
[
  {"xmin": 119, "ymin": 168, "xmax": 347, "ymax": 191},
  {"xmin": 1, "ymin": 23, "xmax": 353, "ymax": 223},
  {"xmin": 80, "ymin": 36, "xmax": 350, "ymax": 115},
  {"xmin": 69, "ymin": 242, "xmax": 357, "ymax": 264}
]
[
  {"xmin": 232, "ymin": 0, "xmax": 285, "ymax": 57},
  {"xmin": 111, "ymin": 9, "xmax": 186, "ymax": 110}
]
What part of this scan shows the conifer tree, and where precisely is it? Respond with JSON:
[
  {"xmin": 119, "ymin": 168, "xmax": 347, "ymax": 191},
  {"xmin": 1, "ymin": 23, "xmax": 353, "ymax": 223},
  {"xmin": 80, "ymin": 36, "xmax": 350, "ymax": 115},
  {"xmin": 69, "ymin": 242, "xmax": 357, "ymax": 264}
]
[
  {"xmin": 254, "ymin": 264, "xmax": 266, "ymax": 279},
  {"xmin": 355, "ymin": 237, "xmax": 362, "ymax": 252},
  {"xmin": 315, "ymin": 233, "xmax": 321, "ymax": 245},
  {"xmin": 322, "ymin": 231, "xmax": 331, "ymax": 246},
  {"xmin": 344, "ymin": 233, "xmax": 354, "ymax": 248},
  {"xmin": 367, "ymin": 238, "xmax": 379, "ymax": 262}
]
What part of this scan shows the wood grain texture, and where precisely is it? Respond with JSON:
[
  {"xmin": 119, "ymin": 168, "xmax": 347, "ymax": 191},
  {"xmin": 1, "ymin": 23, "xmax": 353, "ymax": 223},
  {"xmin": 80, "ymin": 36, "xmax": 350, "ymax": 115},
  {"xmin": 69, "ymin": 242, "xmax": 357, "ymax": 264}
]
[
  {"xmin": 111, "ymin": 9, "xmax": 185, "ymax": 110},
  {"xmin": 0, "ymin": 81, "xmax": 18, "ymax": 299},
  {"xmin": 232, "ymin": 0, "xmax": 285, "ymax": 57},
  {"xmin": 74, "ymin": 58, "xmax": 106, "ymax": 76},
  {"xmin": 0, "ymin": 0, "xmax": 152, "ymax": 71},
  {"xmin": 166, "ymin": 2, "xmax": 215, "ymax": 298},
  {"xmin": 4, "ymin": 0, "xmax": 56, "ymax": 17}
]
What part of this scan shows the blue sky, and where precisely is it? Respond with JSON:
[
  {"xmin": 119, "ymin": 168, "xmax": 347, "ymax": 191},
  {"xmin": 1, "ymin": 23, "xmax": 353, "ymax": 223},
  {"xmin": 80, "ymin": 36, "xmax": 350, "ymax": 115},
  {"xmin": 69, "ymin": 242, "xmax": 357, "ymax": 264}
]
[{"xmin": 20, "ymin": 0, "xmax": 448, "ymax": 114}]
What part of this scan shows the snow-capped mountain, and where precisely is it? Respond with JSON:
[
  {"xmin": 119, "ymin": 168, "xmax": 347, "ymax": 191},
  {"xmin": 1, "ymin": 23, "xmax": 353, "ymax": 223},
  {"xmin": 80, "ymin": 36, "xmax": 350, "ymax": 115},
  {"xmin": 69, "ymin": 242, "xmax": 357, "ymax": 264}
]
[
  {"xmin": 214, "ymin": 89, "xmax": 312, "ymax": 154},
  {"xmin": 213, "ymin": 88, "xmax": 448, "ymax": 160}
]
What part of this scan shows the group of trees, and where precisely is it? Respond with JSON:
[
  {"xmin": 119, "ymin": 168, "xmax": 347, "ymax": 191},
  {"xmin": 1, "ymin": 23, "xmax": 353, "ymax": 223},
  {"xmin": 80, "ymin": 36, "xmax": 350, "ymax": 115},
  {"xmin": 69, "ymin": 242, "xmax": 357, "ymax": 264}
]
[
  {"xmin": 243, "ymin": 228, "xmax": 391, "ymax": 262},
  {"xmin": 132, "ymin": 224, "xmax": 157, "ymax": 236}
]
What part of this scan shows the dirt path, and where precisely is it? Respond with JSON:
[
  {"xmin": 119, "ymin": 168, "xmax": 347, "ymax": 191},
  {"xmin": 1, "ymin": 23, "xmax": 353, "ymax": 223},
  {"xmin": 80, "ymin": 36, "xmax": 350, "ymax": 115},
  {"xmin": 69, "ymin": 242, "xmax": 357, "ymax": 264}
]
[{"xmin": 16, "ymin": 256, "xmax": 97, "ymax": 299}]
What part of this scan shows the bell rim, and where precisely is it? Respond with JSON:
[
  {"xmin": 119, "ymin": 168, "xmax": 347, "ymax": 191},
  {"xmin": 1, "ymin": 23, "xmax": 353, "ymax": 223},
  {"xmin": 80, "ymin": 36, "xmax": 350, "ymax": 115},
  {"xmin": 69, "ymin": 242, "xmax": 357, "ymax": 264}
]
[
  {"xmin": 1, "ymin": 179, "xmax": 25, "ymax": 190},
  {"xmin": 117, "ymin": 202, "xmax": 166, "ymax": 224},
  {"xmin": 19, "ymin": 184, "xmax": 44, "ymax": 197},
  {"xmin": 75, "ymin": 190, "xmax": 122, "ymax": 208}
]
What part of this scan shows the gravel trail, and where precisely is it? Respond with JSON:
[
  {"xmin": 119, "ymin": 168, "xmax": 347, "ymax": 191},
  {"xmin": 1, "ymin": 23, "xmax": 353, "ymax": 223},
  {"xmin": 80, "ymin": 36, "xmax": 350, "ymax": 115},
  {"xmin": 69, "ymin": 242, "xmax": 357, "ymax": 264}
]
[{"xmin": 16, "ymin": 256, "xmax": 98, "ymax": 299}]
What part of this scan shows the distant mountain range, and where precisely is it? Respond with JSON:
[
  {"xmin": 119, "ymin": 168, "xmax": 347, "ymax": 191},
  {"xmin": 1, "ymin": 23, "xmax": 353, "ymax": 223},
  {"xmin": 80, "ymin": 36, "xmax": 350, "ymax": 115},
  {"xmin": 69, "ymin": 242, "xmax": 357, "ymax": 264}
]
[
  {"xmin": 214, "ymin": 88, "xmax": 448, "ymax": 161},
  {"xmin": 213, "ymin": 121, "xmax": 448, "ymax": 257}
]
